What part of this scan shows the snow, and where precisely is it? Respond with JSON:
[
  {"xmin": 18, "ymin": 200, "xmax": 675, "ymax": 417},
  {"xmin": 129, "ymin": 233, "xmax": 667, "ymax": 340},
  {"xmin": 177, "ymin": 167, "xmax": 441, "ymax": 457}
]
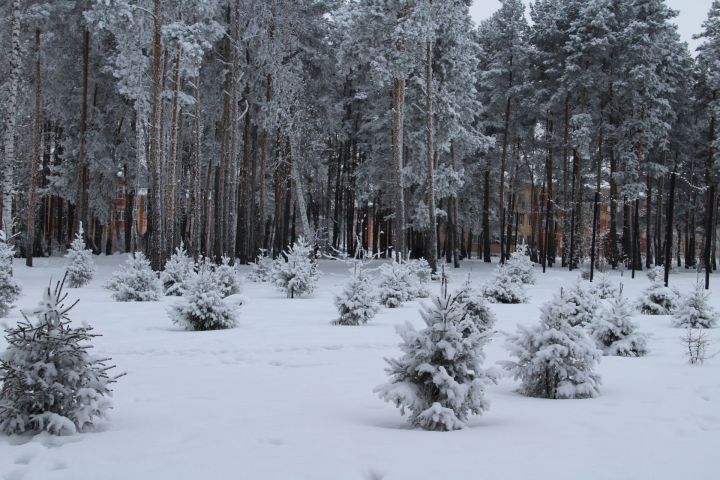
[{"xmin": 0, "ymin": 256, "xmax": 718, "ymax": 480}]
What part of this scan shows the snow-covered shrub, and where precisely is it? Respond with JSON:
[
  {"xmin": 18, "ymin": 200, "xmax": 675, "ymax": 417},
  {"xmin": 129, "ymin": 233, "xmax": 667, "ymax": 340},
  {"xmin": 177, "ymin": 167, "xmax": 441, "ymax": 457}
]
[
  {"xmin": 246, "ymin": 250, "xmax": 273, "ymax": 283},
  {"xmin": 646, "ymin": 265, "xmax": 665, "ymax": 283},
  {"xmin": 681, "ymin": 327, "xmax": 711, "ymax": 365},
  {"xmin": 456, "ymin": 277, "xmax": 495, "ymax": 333},
  {"xmin": 271, "ymin": 237, "xmax": 319, "ymax": 298},
  {"xmin": 378, "ymin": 261, "xmax": 414, "ymax": 308},
  {"xmin": 168, "ymin": 269, "xmax": 237, "ymax": 331},
  {"xmin": 105, "ymin": 252, "xmax": 162, "ymax": 302},
  {"xmin": 405, "ymin": 258, "xmax": 432, "ymax": 297},
  {"xmin": 0, "ymin": 231, "xmax": 21, "ymax": 318},
  {"xmin": 636, "ymin": 281, "xmax": 679, "ymax": 315},
  {"xmin": 502, "ymin": 290, "xmax": 602, "ymax": 399},
  {"xmin": 505, "ymin": 244, "xmax": 535, "ymax": 284},
  {"xmin": 214, "ymin": 256, "xmax": 242, "ymax": 298},
  {"xmin": 64, "ymin": 224, "xmax": 95, "ymax": 288},
  {"xmin": 589, "ymin": 273, "xmax": 617, "ymax": 300},
  {"xmin": 333, "ymin": 268, "xmax": 379, "ymax": 326},
  {"xmin": 588, "ymin": 289, "xmax": 649, "ymax": 357},
  {"xmin": 375, "ymin": 289, "xmax": 498, "ymax": 430},
  {"xmin": 672, "ymin": 283, "xmax": 717, "ymax": 329},
  {"xmin": 563, "ymin": 281, "xmax": 599, "ymax": 327},
  {"xmin": 160, "ymin": 242, "xmax": 194, "ymax": 296},
  {"xmin": 482, "ymin": 264, "xmax": 527, "ymax": 304},
  {"xmin": 0, "ymin": 277, "xmax": 117, "ymax": 435}
]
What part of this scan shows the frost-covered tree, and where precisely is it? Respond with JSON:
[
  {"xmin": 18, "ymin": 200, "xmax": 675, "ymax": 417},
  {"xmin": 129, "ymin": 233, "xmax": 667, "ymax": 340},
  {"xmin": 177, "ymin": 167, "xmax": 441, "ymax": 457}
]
[
  {"xmin": 636, "ymin": 281, "xmax": 680, "ymax": 315},
  {"xmin": 0, "ymin": 231, "xmax": 21, "ymax": 318},
  {"xmin": 589, "ymin": 274, "xmax": 618, "ymax": 300},
  {"xmin": 405, "ymin": 258, "xmax": 432, "ymax": 298},
  {"xmin": 333, "ymin": 268, "xmax": 379, "ymax": 326},
  {"xmin": 160, "ymin": 242, "xmax": 194, "ymax": 296},
  {"xmin": 672, "ymin": 283, "xmax": 717, "ymax": 328},
  {"xmin": 505, "ymin": 245, "xmax": 536, "ymax": 284},
  {"xmin": 482, "ymin": 264, "xmax": 527, "ymax": 304},
  {"xmin": 0, "ymin": 277, "xmax": 117, "ymax": 435},
  {"xmin": 375, "ymin": 288, "xmax": 498, "ymax": 430},
  {"xmin": 271, "ymin": 237, "xmax": 319, "ymax": 298},
  {"xmin": 456, "ymin": 277, "xmax": 496, "ymax": 333},
  {"xmin": 64, "ymin": 224, "xmax": 95, "ymax": 288},
  {"xmin": 214, "ymin": 256, "xmax": 242, "ymax": 298},
  {"xmin": 168, "ymin": 269, "xmax": 237, "ymax": 331},
  {"xmin": 246, "ymin": 250, "xmax": 273, "ymax": 283},
  {"xmin": 378, "ymin": 262, "xmax": 415, "ymax": 308},
  {"xmin": 105, "ymin": 252, "xmax": 162, "ymax": 302},
  {"xmin": 503, "ymin": 290, "xmax": 602, "ymax": 399},
  {"xmin": 563, "ymin": 281, "xmax": 599, "ymax": 327},
  {"xmin": 588, "ymin": 289, "xmax": 649, "ymax": 357}
]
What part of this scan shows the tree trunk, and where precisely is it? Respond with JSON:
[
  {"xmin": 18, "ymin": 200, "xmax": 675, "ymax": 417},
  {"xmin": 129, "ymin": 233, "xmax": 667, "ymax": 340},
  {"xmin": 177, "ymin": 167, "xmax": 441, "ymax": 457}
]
[
  {"xmin": 76, "ymin": 29, "xmax": 90, "ymax": 239},
  {"xmin": 482, "ymin": 166, "xmax": 491, "ymax": 262},
  {"xmin": 391, "ymin": 78, "xmax": 406, "ymax": 260},
  {"xmin": 191, "ymin": 76, "xmax": 202, "ymax": 257},
  {"xmin": 165, "ymin": 49, "xmax": 182, "ymax": 257},
  {"xmin": 26, "ymin": 29, "xmax": 42, "ymax": 267},
  {"xmin": 1, "ymin": 0, "xmax": 21, "ymax": 234},
  {"xmin": 424, "ymin": 41, "xmax": 437, "ymax": 272},
  {"xmin": 148, "ymin": 0, "xmax": 164, "ymax": 269}
]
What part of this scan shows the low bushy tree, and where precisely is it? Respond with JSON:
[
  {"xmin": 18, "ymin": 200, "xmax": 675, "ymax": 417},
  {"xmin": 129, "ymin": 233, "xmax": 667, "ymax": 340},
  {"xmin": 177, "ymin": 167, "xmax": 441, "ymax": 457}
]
[
  {"xmin": 168, "ymin": 269, "xmax": 238, "ymax": 331},
  {"xmin": 106, "ymin": 252, "xmax": 162, "ymax": 302},
  {"xmin": 214, "ymin": 256, "xmax": 242, "ymax": 298},
  {"xmin": 482, "ymin": 265, "xmax": 527, "ymax": 304},
  {"xmin": 160, "ymin": 242, "xmax": 194, "ymax": 296},
  {"xmin": 378, "ymin": 262, "xmax": 414, "ymax": 308},
  {"xmin": 64, "ymin": 224, "xmax": 95, "ymax": 288},
  {"xmin": 672, "ymin": 283, "xmax": 717, "ymax": 328},
  {"xmin": 505, "ymin": 245, "xmax": 536, "ymax": 284},
  {"xmin": 333, "ymin": 268, "xmax": 379, "ymax": 325},
  {"xmin": 589, "ymin": 274, "xmax": 617, "ymax": 299},
  {"xmin": 564, "ymin": 281, "xmax": 599, "ymax": 327},
  {"xmin": 0, "ymin": 276, "xmax": 117, "ymax": 435},
  {"xmin": 456, "ymin": 277, "xmax": 495, "ymax": 332},
  {"xmin": 588, "ymin": 288, "xmax": 649, "ymax": 357},
  {"xmin": 271, "ymin": 237, "xmax": 319, "ymax": 298},
  {"xmin": 636, "ymin": 281, "xmax": 679, "ymax": 315},
  {"xmin": 0, "ymin": 231, "xmax": 21, "ymax": 317},
  {"xmin": 246, "ymin": 250, "xmax": 273, "ymax": 283}
]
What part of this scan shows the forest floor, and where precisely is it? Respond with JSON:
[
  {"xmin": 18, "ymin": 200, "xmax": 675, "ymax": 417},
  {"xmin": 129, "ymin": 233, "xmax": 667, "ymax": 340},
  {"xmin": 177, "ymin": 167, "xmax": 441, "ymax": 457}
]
[{"xmin": 0, "ymin": 256, "xmax": 718, "ymax": 480}]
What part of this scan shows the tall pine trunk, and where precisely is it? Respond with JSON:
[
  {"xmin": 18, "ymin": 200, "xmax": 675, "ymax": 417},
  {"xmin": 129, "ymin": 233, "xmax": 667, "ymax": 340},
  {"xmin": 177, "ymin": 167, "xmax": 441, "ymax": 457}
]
[
  {"xmin": 1, "ymin": 0, "xmax": 21, "ymax": 234},
  {"xmin": 424, "ymin": 41, "xmax": 437, "ymax": 272},
  {"xmin": 26, "ymin": 29, "xmax": 42, "ymax": 267},
  {"xmin": 148, "ymin": 0, "xmax": 164, "ymax": 269},
  {"xmin": 391, "ymin": 78, "xmax": 406, "ymax": 260}
]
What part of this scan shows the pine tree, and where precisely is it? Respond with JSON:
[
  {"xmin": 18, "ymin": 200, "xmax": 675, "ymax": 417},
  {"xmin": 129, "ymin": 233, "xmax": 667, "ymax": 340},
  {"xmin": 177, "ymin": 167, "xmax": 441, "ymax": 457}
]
[
  {"xmin": 246, "ymin": 250, "xmax": 273, "ymax": 283},
  {"xmin": 588, "ymin": 289, "xmax": 649, "ymax": 357},
  {"xmin": 482, "ymin": 264, "xmax": 527, "ymax": 304},
  {"xmin": 168, "ymin": 269, "xmax": 237, "ymax": 331},
  {"xmin": 502, "ymin": 290, "xmax": 602, "ymax": 399},
  {"xmin": 105, "ymin": 252, "xmax": 162, "ymax": 302},
  {"xmin": 333, "ymin": 268, "xmax": 379, "ymax": 326},
  {"xmin": 214, "ymin": 256, "xmax": 242, "ymax": 298},
  {"xmin": 589, "ymin": 273, "xmax": 618, "ymax": 300},
  {"xmin": 271, "ymin": 237, "xmax": 319, "ymax": 298},
  {"xmin": 405, "ymin": 258, "xmax": 432, "ymax": 298},
  {"xmin": 563, "ymin": 281, "xmax": 599, "ymax": 327},
  {"xmin": 160, "ymin": 242, "xmax": 194, "ymax": 296},
  {"xmin": 672, "ymin": 283, "xmax": 717, "ymax": 328},
  {"xmin": 375, "ymin": 287, "xmax": 498, "ymax": 431},
  {"xmin": 636, "ymin": 281, "xmax": 680, "ymax": 315},
  {"xmin": 64, "ymin": 224, "xmax": 95, "ymax": 288},
  {"xmin": 0, "ymin": 231, "xmax": 21, "ymax": 318},
  {"xmin": 378, "ymin": 262, "xmax": 414, "ymax": 308},
  {"xmin": 0, "ymin": 276, "xmax": 117, "ymax": 435},
  {"xmin": 505, "ymin": 244, "xmax": 536, "ymax": 284},
  {"xmin": 456, "ymin": 276, "xmax": 496, "ymax": 333}
]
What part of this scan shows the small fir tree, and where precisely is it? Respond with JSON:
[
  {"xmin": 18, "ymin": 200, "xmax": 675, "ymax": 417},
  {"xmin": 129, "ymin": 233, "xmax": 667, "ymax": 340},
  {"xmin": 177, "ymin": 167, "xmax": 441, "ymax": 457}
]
[
  {"xmin": 0, "ymin": 231, "xmax": 21, "ymax": 318},
  {"xmin": 64, "ymin": 223, "xmax": 95, "ymax": 288},
  {"xmin": 246, "ymin": 249, "xmax": 273, "ymax": 283},
  {"xmin": 214, "ymin": 256, "xmax": 242, "ymax": 298},
  {"xmin": 636, "ymin": 281, "xmax": 679, "ymax": 315},
  {"xmin": 563, "ymin": 281, "xmax": 599, "ymax": 327},
  {"xmin": 105, "ymin": 252, "xmax": 162, "ymax": 302},
  {"xmin": 482, "ymin": 264, "xmax": 527, "ymax": 304},
  {"xmin": 502, "ymin": 289, "xmax": 602, "ymax": 399},
  {"xmin": 378, "ymin": 261, "xmax": 414, "ymax": 308},
  {"xmin": 271, "ymin": 237, "xmax": 319, "ymax": 298},
  {"xmin": 672, "ymin": 283, "xmax": 717, "ymax": 329},
  {"xmin": 505, "ymin": 244, "xmax": 536, "ymax": 284},
  {"xmin": 333, "ymin": 268, "xmax": 379, "ymax": 325},
  {"xmin": 375, "ymin": 283, "xmax": 498, "ymax": 430},
  {"xmin": 456, "ymin": 276, "xmax": 496, "ymax": 332},
  {"xmin": 168, "ymin": 268, "xmax": 238, "ymax": 331},
  {"xmin": 588, "ymin": 287, "xmax": 649, "ymax": 357},
  {"xmin": 589, "ymin": 273, "xmax": 617, "ymax": 299},
  {"xmin": 160, "ymin": 242, "xmax": 194, "ymax": 296},
  {"xmin": 646, "ymin": 265, "xmax": 665, "ymax": 283},
  {"xmin": 0, "ymin": 276, "xmax": 117, "ymax": 435},
  {"xmin": 405, "ymin": 258, "xmax": 432, "ymax": 298}
]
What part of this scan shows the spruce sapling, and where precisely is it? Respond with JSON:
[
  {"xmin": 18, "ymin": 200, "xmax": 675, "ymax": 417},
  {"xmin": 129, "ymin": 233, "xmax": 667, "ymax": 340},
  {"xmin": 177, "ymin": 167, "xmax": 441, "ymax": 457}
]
[
  {"xmin": 672, "ymin": 282, "xmax": 717, "ymax": 328},
  {"xmin": 333, "ymin": 267, "xmax": 379, "ymax": 325},
  {"xmin": 160, "ymin": 242, "xmax": 194, "ymax": 296},
  {"xmin": 64, "ymin": 223, "xmax": 95, "ymax": 288},
  {"xmin": 505, "ymin": 244, "xmax": 536, "ymax": 284},
  {"xmin": 482, "ymin": 264, "xmax": 527, "ymax": 304},
  {"xmin": 214, "ymin": 256, "xmax": 242, "ymax": 298},
  {"xmin": 271, "ymin": 237, "xmax": 319, "ymax": 298},
  {"xmin": 168, "ymin": 267, "xmax": 238, "ymax": 331},
  {"xmin": 105, "ymin": 252, "xmax": 162, "ymax": 302},
  {"xmin": 588, "ymin": 286, "xmax": 649, "ymax": 357},
  {"xmin": 378, "ymin": 261, "xmax": 414, "ymax": 308},
  {"xmin": 0, "ymin": 231, "xmax": 21, "ymax": 317}
]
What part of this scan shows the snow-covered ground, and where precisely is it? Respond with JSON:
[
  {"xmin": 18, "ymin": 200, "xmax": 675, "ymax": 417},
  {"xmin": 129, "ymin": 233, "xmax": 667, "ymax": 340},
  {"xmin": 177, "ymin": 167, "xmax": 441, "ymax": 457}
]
[{"xmin": 1, "ymin": 256, "xmax": 718, "ymax": 480}]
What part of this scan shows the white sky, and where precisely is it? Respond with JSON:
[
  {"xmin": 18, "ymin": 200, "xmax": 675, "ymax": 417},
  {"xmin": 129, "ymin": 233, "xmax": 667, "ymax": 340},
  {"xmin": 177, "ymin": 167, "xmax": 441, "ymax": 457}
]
[{"xmin": 470, "ymin": 0, "xmax": 713, "ymax": 53}]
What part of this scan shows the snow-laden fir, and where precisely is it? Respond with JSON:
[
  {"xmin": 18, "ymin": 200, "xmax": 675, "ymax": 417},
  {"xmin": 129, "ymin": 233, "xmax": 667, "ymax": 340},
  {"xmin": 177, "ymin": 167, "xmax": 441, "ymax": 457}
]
[
  {"xmin": 246, "ymin": 250, "xmax": 274, "ymax": 283},
  {"xmin": 672, "ymin": 283, "xmax": 717, "ymax": 329},
  {"xmin": 105, "ymin": 252, "xmax": 162, "ymax": 302},
  {"xmin": 332, "ymin": 267, "xmax": 379, "ymax": 326},
  {"xmin": 378, "ymin": 261, "xmax": 415, "ymax": 308},
  {"xmin": 636, "ymin": 279, "xmax": 680, "ymax": 315},
  {"xmin": 505, "ymin": 245, "xmax": 536, "ymax": 284},
  {"xmin": 482, "ymin": 264, "xmax": 527, "ymax": 304},
  {"xmin": 563, "ymin": 281, "xmax": 599, "ymax": 326},
  {"xmin": 271, "ymin": 237, "xmax": 319, "ymax": 298},
  {"xmin": 214, "ymin": 256, "xmax": 242, "ymax": 298},
  {"xmin": 0, "ymin": 231, "xmax": 21, "ymax": 317},
  {"xmin": 588, "ymin": 288, "xmax": 649, "ymax": 357},
  {"xmin": 168, "ymin": 268, "xmax": 238, "ymax": 331},
  {"xmin": 64, "ymin": 223, "xmax": 95, "ymax": 288},
  {"xmin": 160, "ymin": 242, "xmax": 194, "ymax": 296}
]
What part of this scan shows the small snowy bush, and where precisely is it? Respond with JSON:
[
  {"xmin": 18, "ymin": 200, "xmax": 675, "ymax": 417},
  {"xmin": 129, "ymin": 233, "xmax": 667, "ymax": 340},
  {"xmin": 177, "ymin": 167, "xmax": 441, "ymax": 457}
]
[
  {"xmin": 333, "ymin": 268, "xmax": 379, "ymax": 326},
  {"xmin": 405, "ymin": 258, "xmax": 432, "ymax": 298},
  {"xmin": 0, "ymin": 231, "xmax": 21, "ymax": 317},
  {"xmin": 105, "ymin": 252, "xmax": 162, "ymax": 302},
  {"xmin": 563, "ymin": 281, "xmax": 599, "ymax": 327},
  {"xmin": 378, "ymin": 262, "xmax": 414, "ymax": 308},
  {"xmin": 588, "ymin": 289, "xmax": 649, "ymax": 357},
  {"xmin": 0, "ymin": 277, "xmax": 117, "ymax": 435},
  {"xmin": 64, "ymin": 224, "xmax": 95, "ymax": 288},
  {"xmin": 168, "ymin": 269, "xmax": 237, "ymax": 331},
  {"xmin": 246, "ymin": 250, "xmax": 273, "ymax": 283},
  {"xmin": 672, "ymin": 283, "xmax": 716, "ymax": 329},
  {"xmin": 482, "ymin": 264, "xmax": 527, "ymax": 304},
  {"xmin": 456, "ymin": 277, "xmax": 495, "ymax": 333},
  {"xmin": 636, "ymin": 281, "xmax": 679, "ymax": 315},
  {"xmin": 160, "ymin": 242, "xmax": 194, "ymax": 296},
  {"xmin": 646, "ymin": 265, "xmax": 665, "ymax": 283},
  {"xmin": 502, "ymin": 290, "xmax": 602, "ymax": 399},
  {"xmin": 214, "ymin": 256, "xmax": 242, "ymax": 298},
  {"xmin": 375, "ymin": 288, "xmax": 498, "ymax": 430},
  {"xmin": 505, "ymin": 245, "xmax": 536, "ymax": 284},
  {"xmin": 589, "ymin": 273, "xmax": 617, "ymax": 300},
  {"xmin": 271, "ymin": 237, "xmax": 319, "ymax": 298}
]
